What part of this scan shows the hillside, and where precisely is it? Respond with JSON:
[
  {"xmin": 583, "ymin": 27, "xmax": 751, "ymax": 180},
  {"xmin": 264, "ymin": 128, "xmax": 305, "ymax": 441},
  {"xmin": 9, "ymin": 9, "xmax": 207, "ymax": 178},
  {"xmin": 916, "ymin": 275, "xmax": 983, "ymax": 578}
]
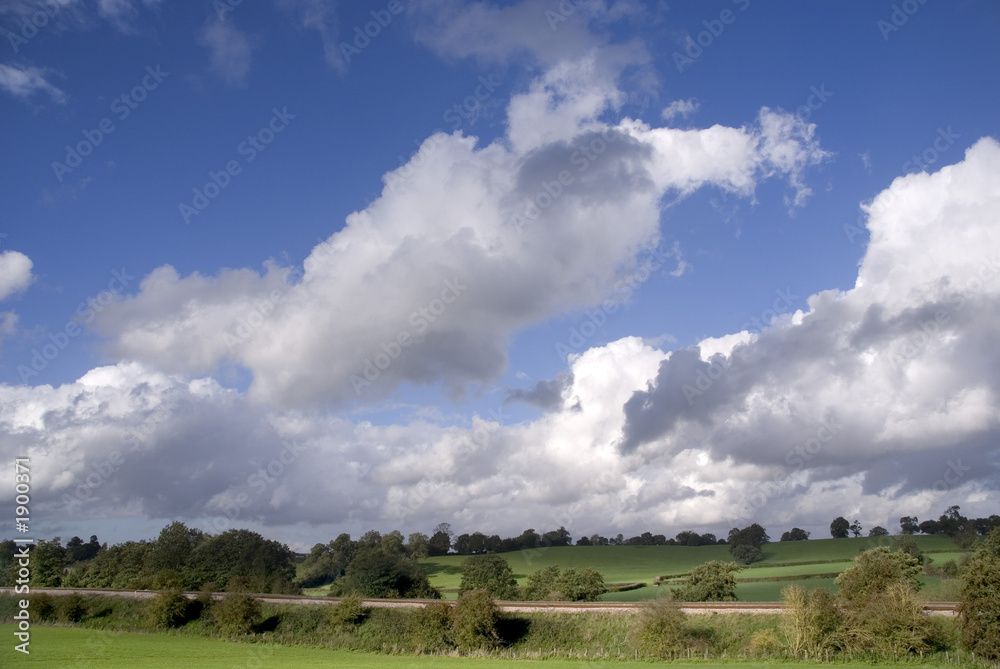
[{"xmin": 417, "ymin": 535, "xmax": 963, "ymax": 602}]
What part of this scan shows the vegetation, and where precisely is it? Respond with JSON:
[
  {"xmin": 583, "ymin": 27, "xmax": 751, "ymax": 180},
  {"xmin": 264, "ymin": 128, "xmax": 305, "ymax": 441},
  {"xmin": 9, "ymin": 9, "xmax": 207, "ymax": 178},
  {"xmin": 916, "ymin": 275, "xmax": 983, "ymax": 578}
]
[
  {"xmin": 958, "ymin": 526, "xmax": 1000, "ymax": 660},
  {"xmin": 211, "ymin": 591, "xmax": 261, "ymax": 636},
  {"xmin": 627, "ymin": 597, "xmax": 689, "ymax": 657},
  {"xmin": 458, "ymin": 553, "xmax": 519, "ymax": 599},
  {"xmin": 672, "ymin": 560, "xmax": 741, "ymax": 601}
]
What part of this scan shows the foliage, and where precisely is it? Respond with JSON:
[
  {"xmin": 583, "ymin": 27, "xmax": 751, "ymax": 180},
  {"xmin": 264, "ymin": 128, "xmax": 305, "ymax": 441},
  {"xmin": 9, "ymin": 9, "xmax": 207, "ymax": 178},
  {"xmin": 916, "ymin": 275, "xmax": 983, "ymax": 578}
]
[
  {"xmin": 730, "ymin": 543, "xmax": 762, "ymax": 565},
  {"xmin": 892, "ymin": 533, "xmax": 926, "ymax": 565},
  {"xmin": 958, "ymin": 526, "xmax": 1000, "ymax": 660},
  {"xmin": 341, "ymin": 543, "xmax": 439, "ymax": 599},
  {"xmin": 449, "ymin": 589, "xmax": 501, "ymax": 651},
  {"xmin": 728, "ymin": 524, "xmax": 768, "ymax": 565},
  {"xmin": 521, "ymin": 565, "xmax": 605, "ymax": 601},
  {"xmin": 29, "ymin": 592, "xmax": 56, "ymax": 621},
  {"xmin": 56, "ymin": 593, "xmax": 86, "ymax": 622},
  {"xmin": 672, "ymin": 560, "xmax": 740, "ymax": 602},
  {"xmin": 627, "ymin": 597, "xmax": 689, "ymax": 657},
  {"xmin": 327, "ymin": 592, "xmax": 367, "ymax": 630},
  {"xmin": 746, "ymin": 627, "xmax": 783, "ymax": 657},
  {"xmin": 459, "ymin": 553, "xmax": 518, "ymax": 600},
  {"xmin": 831, "ymin": 580, "xmax": 938, "ymax": 657},
  {"xmin": 189, "ymin": 528, "xmax": 297, "ymax": 593},
  {"xmin": 900, "ymin": 516, "xmax": 920, "ymax": 534},
  {"xmin": 781, "ymin": 584, "xmax": 840, "ymax": 659},
  {"xmin": 835, "ymin": 546, "xmax": 922, "ymax": 605},
  {"xmin": 212, "ymin": 592, "xmax": 260, "ymax": 635},
  {"xmin": 147, "ymin": 588, "xmax": 193, "ymax": 628},
  {"xmin": 297, "ymin": 533, "xmax": 356, "ymax": 588},
  {"xmin": 410, "ymin": 601, "xmax": 452, "ymax": 652},
  {"xmin": 65, "ymin": 535, "xmax": 102, "ymax": 562},
  {"xmin": 31, "ymin": 538, "xmax": 70, "ymax": 587},
  {"xmin": 830, "ymin": 516, "xmax": 850, "ymax": 538},
  {"xmin": 780, "ymin": 527, "xmax": 810, "ymax": 541},
  {"xmin": 77, "ymin": 541, "xmax": 154, "ymax": 589},
  {"xmin": 868, "ymin": 525, "xmax": 889, "ymax": 537}
]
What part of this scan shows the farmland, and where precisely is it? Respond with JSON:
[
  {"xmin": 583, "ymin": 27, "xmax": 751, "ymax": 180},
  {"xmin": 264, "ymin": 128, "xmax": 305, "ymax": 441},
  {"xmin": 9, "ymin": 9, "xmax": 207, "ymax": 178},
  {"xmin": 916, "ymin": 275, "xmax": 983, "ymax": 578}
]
[{"xmin": 410, "ymin": 535, "xmax": 964, "ymax": 601}]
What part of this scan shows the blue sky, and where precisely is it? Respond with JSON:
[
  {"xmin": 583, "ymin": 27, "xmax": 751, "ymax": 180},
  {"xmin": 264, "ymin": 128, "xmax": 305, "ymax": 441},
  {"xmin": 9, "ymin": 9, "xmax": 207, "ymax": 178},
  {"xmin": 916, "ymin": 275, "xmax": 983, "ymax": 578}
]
[{"xmin": 1, "ymin": 0, "xmax": 999, "ymax": 549}]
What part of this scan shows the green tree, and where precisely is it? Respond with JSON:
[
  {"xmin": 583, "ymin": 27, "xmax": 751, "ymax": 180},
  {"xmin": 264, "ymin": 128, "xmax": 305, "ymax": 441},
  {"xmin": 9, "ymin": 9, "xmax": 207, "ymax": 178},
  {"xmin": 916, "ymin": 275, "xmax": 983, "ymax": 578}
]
[
  {"xmin": 340, "ymin": 543, "xmax": 439, "ymax": 599},
  {"xmin": 868, "ymin": 525, "xmax": 889, "ymax": 537},
  {"xmin": 406, "ymin": 532, "xmax": 429, "ymax": 558},
  {"xmin": 958, "ymin": 527, "xmax": 1000, "ymax": 660},
  {"xmin": 729, "ymin": 523, "xmax": 768, "ymax": 564},
  {"xmin": 673, "ymin": 560, "xmax": 740, "ymax": 602},
  {"xmin": 835, "ymin": 546, "xmax": 921, "ymax": 605},
  {"xmin": 450, "ymin": 590, "xmax": 501, "ymax": 650},
  {"xmin": 780, "ymin": 527, "xmax": 810, "ymax": 541},
  {"xmin": 830, "ymin": 516, "xmax": 850, "ymax": 538},
  {"xmin": 189, "ymin": 529, "xmax": 296, "ymax": 592},
  {"xmin": 555, "ymin": 568, "xmax": 605, "ymax": 602},
  {"xmin": 79, "ymin": 541, "xmax": 153, "ymax": 589},
  {"xmin": 459, "ymin": 553, "xmax": 518, "ymax": 600},
  {"xmin": 146, "ymin": 522, "xmax": 205, "ymax": 579},
  {"xmin": 427, "ymin": 523, "xmax": 452, "ymax": 556},
  {"xmin": 212, "ymin": 592, "xmax": 260, "ymax": 635},
  {"xmin": 900, "ymin": 516, "xmax": 919, "ymax": 534},
  {"xmin": 31, "ymin": 538, "xmax": 69, "ymax": 587}
]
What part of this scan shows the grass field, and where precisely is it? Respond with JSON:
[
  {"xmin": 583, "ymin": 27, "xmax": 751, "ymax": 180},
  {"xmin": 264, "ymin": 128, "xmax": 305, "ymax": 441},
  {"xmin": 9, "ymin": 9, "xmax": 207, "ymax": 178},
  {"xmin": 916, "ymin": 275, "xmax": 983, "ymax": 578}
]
[
  {"xmin": 0, "ymin": 624, "xmax": 967, "ymax": 668},
  {"xmin": 417, "ymin": 535, "xmax": 963, "ymax": 602}
]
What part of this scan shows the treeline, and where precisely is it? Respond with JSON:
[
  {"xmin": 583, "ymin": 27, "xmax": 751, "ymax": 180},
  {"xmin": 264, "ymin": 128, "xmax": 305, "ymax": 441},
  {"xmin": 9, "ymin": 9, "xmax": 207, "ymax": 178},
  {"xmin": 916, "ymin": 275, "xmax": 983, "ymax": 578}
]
[{"xmin": 1, "ymin": 522, "xmax": 298, "ymax": 594}]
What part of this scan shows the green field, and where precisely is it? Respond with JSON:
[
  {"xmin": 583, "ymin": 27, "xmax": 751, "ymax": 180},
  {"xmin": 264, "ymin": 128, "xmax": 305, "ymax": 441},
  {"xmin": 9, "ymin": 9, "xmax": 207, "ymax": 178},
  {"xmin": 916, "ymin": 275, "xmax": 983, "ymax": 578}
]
[
  {"xmin": 417, "ymin": 535, "xmax": 963, "ymax": 602},
  {"xmin": 0, "ymin": 624, "xmax": 965, "ymax": 668}
]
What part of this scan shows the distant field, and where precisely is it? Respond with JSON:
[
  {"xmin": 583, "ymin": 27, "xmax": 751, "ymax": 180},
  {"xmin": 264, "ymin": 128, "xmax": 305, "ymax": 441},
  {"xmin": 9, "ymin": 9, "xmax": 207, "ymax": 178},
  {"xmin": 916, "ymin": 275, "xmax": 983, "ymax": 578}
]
[
  {"xmin": 0, "ymin": 624, "xmax": 958, "ymax": 669},
  {"xmin": 418, "ymin": 535, "xmax": 963, "ymax": 602}
]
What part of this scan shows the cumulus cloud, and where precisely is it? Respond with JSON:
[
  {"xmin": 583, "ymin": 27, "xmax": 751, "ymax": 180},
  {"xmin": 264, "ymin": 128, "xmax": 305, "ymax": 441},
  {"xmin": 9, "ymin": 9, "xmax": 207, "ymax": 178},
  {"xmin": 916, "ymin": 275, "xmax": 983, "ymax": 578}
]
[
  {"xmin": 617, "ymin": 137, "xmax": 1000, "ymax": 522},
  {"xmin": 0, "ymin": 63, "xmax": 66, "ymax": 104},
  {"xmin": 198, "ymin": 17, "xmax": 254, "ymax": 87},
  {"xmin": 0, "ymin": 250, "xmax": 34, "ymax": 299},
  {"xmin": 661, "ymin": 98, "xmax": 699, "ymax": 122},
  {"xmin": 89, "ymin": 55, "xmax": 828, "ymax": 409}
]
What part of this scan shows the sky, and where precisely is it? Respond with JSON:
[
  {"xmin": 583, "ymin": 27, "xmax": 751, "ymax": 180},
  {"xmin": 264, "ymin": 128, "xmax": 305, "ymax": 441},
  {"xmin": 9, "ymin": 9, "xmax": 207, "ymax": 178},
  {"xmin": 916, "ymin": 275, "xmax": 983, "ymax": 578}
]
[{"xmin": 1, "ymin": 0, "xmax": 999, "ymax": 551}]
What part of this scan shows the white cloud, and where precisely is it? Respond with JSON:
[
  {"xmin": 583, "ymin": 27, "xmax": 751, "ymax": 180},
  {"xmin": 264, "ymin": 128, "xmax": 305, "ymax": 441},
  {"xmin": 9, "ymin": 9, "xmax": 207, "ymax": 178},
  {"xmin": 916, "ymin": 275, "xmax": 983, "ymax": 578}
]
[
  {"xmin": 661, "ymin": 98, "xmax": 699, "ymax": 122},
  {"xmin": 198, "ymin": 17, "xmax": 254, "ymax": 87},
  {"xmin": 275, "ymin": 0, "xmax": 345, "ymax": 73},
  {"xmin": 0, "ymin": 63, "xmax": 66, "ymax": 104},
  {"xmin": 0, "ymin": 250, "xmax": 34, "ymax": 300}
]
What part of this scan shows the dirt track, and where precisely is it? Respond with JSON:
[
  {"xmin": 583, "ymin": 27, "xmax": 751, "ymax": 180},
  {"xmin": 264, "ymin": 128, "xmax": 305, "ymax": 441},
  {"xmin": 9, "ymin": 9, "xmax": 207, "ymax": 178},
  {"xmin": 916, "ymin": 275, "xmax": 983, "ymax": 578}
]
[{"xmin": 0, "ymin": 588, "xmax": 959, "ymax": 616}]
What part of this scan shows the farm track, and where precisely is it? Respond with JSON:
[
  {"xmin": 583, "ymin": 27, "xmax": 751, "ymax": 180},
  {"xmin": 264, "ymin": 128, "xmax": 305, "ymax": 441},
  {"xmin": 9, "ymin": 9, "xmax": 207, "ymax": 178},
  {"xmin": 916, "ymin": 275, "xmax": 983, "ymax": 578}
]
[{"xmin": 2, "ymin": 588, "xmax": 959, "ymax": 616}]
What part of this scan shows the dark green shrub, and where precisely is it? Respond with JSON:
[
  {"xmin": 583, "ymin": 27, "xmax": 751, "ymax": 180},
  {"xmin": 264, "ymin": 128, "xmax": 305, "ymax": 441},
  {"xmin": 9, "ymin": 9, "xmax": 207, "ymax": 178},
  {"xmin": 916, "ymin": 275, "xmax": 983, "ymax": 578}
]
[
  {"xmin": 627, "ymin": 596, "xmax": 688, "ymax": 657},
  {"xmin": 958, "ymin": 528, "xmax": 1000, "ymax": 660},
  {"xmin": 832, "ymin": 581, "xmax": 937, "ymax": 657},
  {"xmin": 459, "ymin": 553, "xmax": 518, "ymax": 600},
  {"xmin": 56, "ymin": 594, "xmax": 86, "ymax": 622},
  {"xmin": 672, "ymin": 560, "xmax": 740, "ymax": 601},
  {"xmin": 450, "ymin": 589, "xmax": 501, "ymax": 651},
  {"xmin": 212, "ymin": 592, "xmax": 260, "ymax": 635},
  {"xmin": 327, "ymin": 592, "xmax": 366, "ymax": 630},
  {"xmin": 147, "ymin": 588, "xmax": 192, "ymax": 628},
  {"xmin": 29, "ymin": 593, "xmax": 56, "ymax": 621},
  {"xmin": 411, "ymin": 602, "xmax": 452, "ymax": 652}
]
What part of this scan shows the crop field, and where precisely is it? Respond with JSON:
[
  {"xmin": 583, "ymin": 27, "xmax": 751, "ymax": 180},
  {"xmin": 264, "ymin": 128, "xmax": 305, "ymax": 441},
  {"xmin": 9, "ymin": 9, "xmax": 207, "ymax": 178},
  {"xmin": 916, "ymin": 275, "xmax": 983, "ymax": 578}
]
[
  {"xmin": 417, "ymin": 535, "xmax": 963, "ymax": 602},
  {"xmin": 0, "ymin": 624, "xmax": 964, "ymax": 669}
]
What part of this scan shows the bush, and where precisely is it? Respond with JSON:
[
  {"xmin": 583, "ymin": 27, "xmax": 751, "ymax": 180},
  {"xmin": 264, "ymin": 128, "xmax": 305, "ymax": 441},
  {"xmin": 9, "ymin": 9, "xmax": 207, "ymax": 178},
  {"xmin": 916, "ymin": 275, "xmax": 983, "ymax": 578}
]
[
  {"xmin": 835, "ymin": 546, "xmax": 921, "ymax": 605},
  {"xmin": 781, "ymin": 585, "xmax": 840, "ymax": 659},
  {"xmin": 212, "ymin": 592, "xmax": 260, "ymax": 635},
  {"xmin": 29, "ymin": 593, "xmax": 56, "ymax": 621},
  {"xmin": 56, "ymin": 594, "xmax": 86, "ymax": 623},
  {"xmin": 411, "ymin": 602, "xmax": 452, "ymax": 652},
  {"xmin": 459, "ymin": 554, "xmax": 518, "ymax": 600},
  {"xmin": 958, "ymin": 527, "xmax": 1000, "ymax": 660},
  {"xmin": 672, "ymin": 560, "xmax": 740, "ymax": 602},
  {"xmin": 327, "ymin": 592, "xmax": 366, "ymax": 630},
  {"xmin": 450, "ymin": 589, "xmax": 501, "ymax": 651},
  {"xmin": 147, "ymin": 588, "xmax": 193, "ymax": 628},
  {"xmin": 628, "ymin": 597, "xmax": 688, "ymax": 657},
  {"xmin": 746, "ymin": 628, "xmax": 783, "ymax": 657},
  {"xmin": 730, "ymin": 543, "xmax": 762, "ymax": 565},
  {"xmin": 832, "ymin": 581, "xmax": 938, "ymax": 657}
]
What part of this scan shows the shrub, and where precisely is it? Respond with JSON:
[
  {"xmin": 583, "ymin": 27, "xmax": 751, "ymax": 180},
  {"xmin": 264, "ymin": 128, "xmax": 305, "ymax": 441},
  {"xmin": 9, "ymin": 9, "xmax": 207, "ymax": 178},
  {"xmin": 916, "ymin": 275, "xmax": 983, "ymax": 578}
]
[
  {"xmin": 450, "ymin": 589, "xmax": 501, "ymax": 651},
  {"xmin": 147, "ymin": 588, "xmax": 192, "ymax": 628},
  {"xmin": 958, "ymin": 527, "xmax": 1000, "ymax": 660},
  {"xmin": 556, "ymin": 568, "xmax": 605, "ymax": 602},
  {"xmin": 459, "ymin": 554, "xmax": 518, "ymax": 600},
  {"xmin": 781, "ymin": 585, "xmax": 840, "ymax": 659},
  {"xmin": 29, "ymin": 593, "xmax": 56, "ymax": 621},
  {"xmin": 730, "ymin": 543, "xmax": 762, "ymax": 565},
  {"xmin": 672, "ymin": 560, "xmax": 740, "ymax": 602},
  {"xmin": 212, "ymin": 592, "xmax": 260, "ymax": 635},
  {"xmin": 746, "ymin": 628, "xmax": 783, "ymax": 657},
  {"xmin": 835, "ymin": 546, "xmax": 921, "ymax": 605},
  {"xmin": 327, "ymin": 592, "xmax": 366, "ymax": 630},
  {"xmin": 56, "ymin": 594, "xmax": 86, "ymax": 623},
  {"xmin": 411, "ymin": 602, "xmax": 453, "ymax": 652},
  {"xmin": 832, "ymin": 581, "xmax": 938, "ymax": 658},
  {"xmin": 627, "ymin": 597, "xmax": 688, "ymax": 658}
]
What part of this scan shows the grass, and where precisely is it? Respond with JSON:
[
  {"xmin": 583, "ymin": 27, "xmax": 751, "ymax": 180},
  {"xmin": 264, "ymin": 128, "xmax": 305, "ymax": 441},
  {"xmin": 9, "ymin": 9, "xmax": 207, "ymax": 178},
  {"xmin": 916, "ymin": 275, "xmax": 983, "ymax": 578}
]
[{"xmin": 418, "ymin": 535, "xmax": 965, "ymax": 602}]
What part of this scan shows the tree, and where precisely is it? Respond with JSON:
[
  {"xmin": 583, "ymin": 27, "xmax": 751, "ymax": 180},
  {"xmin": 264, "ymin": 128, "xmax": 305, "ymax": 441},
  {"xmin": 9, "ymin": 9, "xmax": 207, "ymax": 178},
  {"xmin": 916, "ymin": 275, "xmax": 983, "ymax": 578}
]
[
  {"xmin": 868, "ymin": 526, "xmax": 889, "ymax": 537},
  {"xmin": 830, "ymin": 517, "xmax": 850, "ymax": 538},
  {"xmin": 728, "ymin": 523, "xmax": 769, "ymax": 564},
  {"xmin": 522, "ymin": 565, "xmax": 605, "ymax": 601},
  {"xmin": 834, "ymin": 546, "xmax": 921, "ymax": 605},
  {"xmin": 899, "ymin": 516, "xmax": 919, "ymax": 535},
  {"xmin": 849, "ymin": 520, "xmax": 863, "ymax": 538},
  {"xmin": 147, "ymin": 522, "xmax": 204, "ymax": 580},
  {"xmin": 918, "ymin": 519, "xmax": 941, "ymax": 535},
  {"xmin": 780, "ymin": 528, "xmax": 810, "ymax": 541},
  {"xmin": 406, "ymin": 532, "xmax": 429, "ymax": 558},
  {"xmin": 427, "ymin": 528, "xmax": 452, "ymax": 556},
  {"xmin": 453, "ymin": 533, "xmax": 472, "ymax": 555},
  {"xmin": 31, "ymin": 538, "xmax": 69, "ymax": 587},
  {"xmin": 450, "ymin": 590, "xmax": 501, "ymax": 650},
  {"xmin": 340, "ymin": 543, "xmax": 438, "ymax": 599},
  {"xmin": 731, "ymin": 543, "xmax": 762, "ymax": 565},
  {"xmin": 459, "ymin": 553, "xmax": 518, "ymax": 600},
  {"xmin": 958, "ymin": 527, "xmax": 1000, "ymax": 660},
  {"xmin": 672, "ymin": 561, "xmax": 740, "ymax": 602},
  {"xmin": 189, "ymin": 529, "xmax": 296, "ymax": 592}
]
